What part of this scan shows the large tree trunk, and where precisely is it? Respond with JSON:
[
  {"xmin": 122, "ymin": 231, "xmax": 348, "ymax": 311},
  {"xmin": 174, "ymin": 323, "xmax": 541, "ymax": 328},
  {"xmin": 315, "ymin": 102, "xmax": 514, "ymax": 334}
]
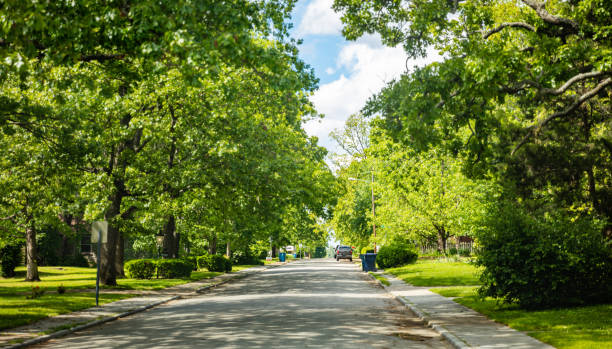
[
  {"xmin": 433, "ymin": 224, "xmax": 448, "ymax": 253},
  {"xmin": 208, "ymin": 233, "xmax": 217, "ymax": 255},
  {"xmin": 226, "ymin": 241, "xmax": 231, "ymax": 258},
  {"xmin": 271, "ymin": 245, "xmax": 277, "ymax": 258},
  {"xmin": 25, "ymin": 225, "xmax": 40, "ymax": 282},
  {"xmin": 162, "ymin": 215, "xmax": 178, "ymax": 258},
  {"xmin": 101, "ymin": 188, "xmax": 123, "ymax": 286},
  {"xmin": 114, "ymin": 232, "xmax": 125, "ymax": 277}
]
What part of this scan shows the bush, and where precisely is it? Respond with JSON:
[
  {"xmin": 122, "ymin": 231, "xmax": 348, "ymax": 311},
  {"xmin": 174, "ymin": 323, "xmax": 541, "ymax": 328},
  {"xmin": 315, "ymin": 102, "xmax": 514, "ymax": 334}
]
[
  {"xmin": 313, "ymin": 246, "xmax": 327, "ymax": 258},
  {"xmin": 196, "ymin": 254, "xmax": 210, "ymax": 270},
  {"xmin": 124, "ymin": 259, "xmax": 156, "ymax": 279},
  {"xmin": 184, "ymin": 256, "xmax": 198, "ymax": 271},
  {"xmin": 156, "ymin": 259, "xmax": 193, "ymax": 278},
  {"xmin": 477, "ymin": 202, "xmax": 612, "ymax": 309},
  {"xmin": 376, "ymin": 243, "xmax": 418, "ymax": 269},
  {"xmin": 231, "ymin": 251, "xmax": 263, "ymax": 266},
  {"xmin": 207, "ymin": 255, "xmax": 232, "ymax": 272},
  {"xmin": 0, "ymin": 244, "xmax": 22, "ymax": 277}
]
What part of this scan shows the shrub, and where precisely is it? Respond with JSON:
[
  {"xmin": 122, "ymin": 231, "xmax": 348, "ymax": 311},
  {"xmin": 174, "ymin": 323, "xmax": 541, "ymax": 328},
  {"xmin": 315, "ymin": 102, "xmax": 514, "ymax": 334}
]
[
  {"xmin": 477, "ymin": 202, "xmax": 612, "ymax": 309},
  {"xmin": 231, "ymin": 251, "xmax": 263, "ymax": 266},
  {"xmin": 156, "ymin": 259, "xmax": 192, "ymax": 278},
  {"xmin": 376, "ymin": 243, "xmax": 418, "ymax": 269},
  {"xmin": 124, "ymin": 259, "xmax": 156, "ymax": 279},
  {"xmin": 196, "ymin": 254, "xmax": 210, "ymax": 270},
  {"xmin": 0, "ymin": 244, "xmax": 22, "ymax": 277},
  {"xmin": 184, "ymin": 256, "xmax": 198, "ymax": 271},
  {"xmin": 207, "ymin": 254, "xmax": 232, "ymax": 272}
]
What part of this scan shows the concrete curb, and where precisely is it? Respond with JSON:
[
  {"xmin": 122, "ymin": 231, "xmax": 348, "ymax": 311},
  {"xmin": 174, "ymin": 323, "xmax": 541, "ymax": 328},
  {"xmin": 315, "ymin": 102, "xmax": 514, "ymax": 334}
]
[
  {"xmin": 4, "ymin": 264, "xmax": 280, "ymax": 349},
  {"xmin": 365, "ymin": 272, "xmax": 470, "ymax": 349}
]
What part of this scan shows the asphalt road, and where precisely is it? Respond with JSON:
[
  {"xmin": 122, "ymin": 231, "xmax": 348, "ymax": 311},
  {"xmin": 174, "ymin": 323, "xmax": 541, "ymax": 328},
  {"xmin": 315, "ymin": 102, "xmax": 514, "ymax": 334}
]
[{"xmin": 35, "ymin": 259, "xmax": 450, "ymax": 348}]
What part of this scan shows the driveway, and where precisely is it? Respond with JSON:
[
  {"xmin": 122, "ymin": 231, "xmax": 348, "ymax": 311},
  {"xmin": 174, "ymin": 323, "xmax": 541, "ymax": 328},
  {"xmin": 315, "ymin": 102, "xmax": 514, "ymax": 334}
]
[{"xmin": 35, "ymin": 259, "xmax": 450, "ymax": 348}]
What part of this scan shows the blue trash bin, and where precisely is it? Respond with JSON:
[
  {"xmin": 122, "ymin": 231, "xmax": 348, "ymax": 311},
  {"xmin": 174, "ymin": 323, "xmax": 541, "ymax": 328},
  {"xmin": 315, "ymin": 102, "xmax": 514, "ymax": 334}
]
[
  {"xmin": 279, "ymin": 252, "xmax": 286, "ymax": 262},
  {"xmin": 363, "ymin": 253, "xmax": 377, "ymax": 272}
]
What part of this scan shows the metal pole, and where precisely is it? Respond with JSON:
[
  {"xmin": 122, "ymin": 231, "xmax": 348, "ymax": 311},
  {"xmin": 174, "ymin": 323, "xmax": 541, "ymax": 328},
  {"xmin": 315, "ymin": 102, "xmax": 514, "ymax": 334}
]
[
  {"xmin": 95, "ymin": 229, "xmax": 101, "ymax": 307},
  {"xmin": 371, "ymin": 172, "xmax": 376, "ymax": 253}
]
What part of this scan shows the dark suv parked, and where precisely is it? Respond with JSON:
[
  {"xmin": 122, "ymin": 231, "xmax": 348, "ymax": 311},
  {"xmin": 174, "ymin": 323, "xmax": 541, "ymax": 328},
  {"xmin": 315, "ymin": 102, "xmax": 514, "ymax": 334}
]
[{"xmin": 335, "ymin": 245, "xmax": 353, "ymax": 262}]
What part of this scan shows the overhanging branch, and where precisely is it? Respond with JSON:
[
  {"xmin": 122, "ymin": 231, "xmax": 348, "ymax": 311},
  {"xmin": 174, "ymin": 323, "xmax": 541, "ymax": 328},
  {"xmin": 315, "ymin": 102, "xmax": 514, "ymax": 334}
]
[
  {"xmin": 520, "ymin": 0, "xmax": 578, "ymax": 33},
  {"xmin": 483, "ymin": 22, "xmax": 535, "ymax": 39},
  {"xmin": 511, "ymin": 77, "xmax": 612, "ymax": 155}
]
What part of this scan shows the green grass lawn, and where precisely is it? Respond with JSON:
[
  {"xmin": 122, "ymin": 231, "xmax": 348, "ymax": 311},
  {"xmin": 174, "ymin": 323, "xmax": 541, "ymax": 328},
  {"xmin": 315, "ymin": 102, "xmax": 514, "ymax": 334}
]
[
  {"xmin": 0, "ymin": 292, "xmax": 133, "ymax": 330},
  {"xmin": 385, "ymin": 258, "xmax": 481, "ymax": 286},
  {"xmin": 0, "ymin": 267, "xmax": 223, "ymax": 294},
  {"xmin": 430, "ymin": 287, "xmax": 612, "ymax": 349},
  {"xmin": 369, "ymin": 272, "xmax": 390, "ymax": 286},
  {"xmin": 0, "ymin": 264, "xmax": 260, "ymax": 330}
]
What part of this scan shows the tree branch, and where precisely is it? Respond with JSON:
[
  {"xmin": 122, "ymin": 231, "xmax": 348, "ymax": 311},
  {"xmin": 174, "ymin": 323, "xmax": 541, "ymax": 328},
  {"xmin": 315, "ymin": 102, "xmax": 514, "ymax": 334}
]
[
  {"xmin": 483, "ymin": 22, "xmax": 535, "ymax": 39},
  {"xmin": 520, "ymin": 0, "xmax": 578, "ymax": 33},
  {"xmin": 539, "ymin": 71, "xmax": 605, "ymax": 96},
  {"xmin": 511, "ymin": 77, "xmax": 612, "ymax": 155}
]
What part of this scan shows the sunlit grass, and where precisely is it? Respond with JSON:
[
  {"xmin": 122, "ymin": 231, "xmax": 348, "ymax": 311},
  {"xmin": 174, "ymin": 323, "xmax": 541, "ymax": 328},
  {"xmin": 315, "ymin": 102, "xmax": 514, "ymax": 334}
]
[
  {"xmin": 369, "ymin": 272, "xmax": 390, "ymax": 286},
  {"xmin": 0, "ymin": 265, "xmax": 238, "ymax": 330},
  {"xmin": 0, "ymin": 292, "xmax": 132, "ymax": 330},
  {"xmin": 430, "ymin": 286, "xmax": 611, "ymax": 349},
  {"xmin": 386, "ymin": 259, "xmax": 481, "ymax": 286}
]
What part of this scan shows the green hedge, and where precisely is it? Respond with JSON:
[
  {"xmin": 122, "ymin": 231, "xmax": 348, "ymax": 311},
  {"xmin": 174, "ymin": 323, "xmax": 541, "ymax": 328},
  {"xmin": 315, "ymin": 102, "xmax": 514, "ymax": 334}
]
[
  {"xmin": 156, "ymin": 259, "xmax": 192, "ymax": 278},
  {"xmin": 125, "ymin": 259, "xmax": 157, "ymax": 279},
  {"xmin": 376, "ymin": 243, "xmax": 418, "ymax": 269},
  {"xmin": 196, "ymin": 254, "xmax": 210, "ymax": 270},
  {"xmin": 125, "ymin": 259, "xmax": 192, "ymax": 279},
  {"xmin": 196, "ymin": 254, "xmax": 232, "ymax": 272}
]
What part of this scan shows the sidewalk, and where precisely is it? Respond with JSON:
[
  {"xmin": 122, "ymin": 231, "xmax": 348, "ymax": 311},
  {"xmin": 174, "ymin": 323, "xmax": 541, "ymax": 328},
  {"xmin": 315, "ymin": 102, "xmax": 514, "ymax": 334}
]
[
  {"xmin": 0, "ymin": 264, "xmax": 276, "ymax": 349},
  {"xmin": 373, "ymin": 272, "xmax": 555, "ymax": 349}
]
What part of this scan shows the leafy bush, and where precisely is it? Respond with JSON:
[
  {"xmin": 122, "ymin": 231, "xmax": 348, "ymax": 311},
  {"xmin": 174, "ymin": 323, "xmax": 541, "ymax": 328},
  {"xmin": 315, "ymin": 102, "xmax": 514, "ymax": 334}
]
[
  {"xmin": 376, "ymin": 243, "xmax": 418, "ymax": 269},
  {"xmin": 196, "ymin": 254, "xmax": 210, "ymax": 270},
  {"xmin": 231, "ymin": 251, "xmax": 263, "ymax": 266},
  {"xmin": 313, "ymin": 246, "xmax": 327, "ymax": 258},
  {"xmin": 156, "ymin": 259, "xmax": 192, "ymax": 278},
  {"xmin": 208, "ymin": 255, "xmax": 232, "ymax": 272},
  {"xmin": 184, "ymin": 256, "xmax": 198, "ymax": 271},
  {"xmin": 124, "ymin": 259, "xmax": 156, "ymax": 279},
  {"xmin": 477, "ymin": 202, "xmax": 612, "ymax": 309},
  {"xmin": 0, "ymin": 244, "xmax": 22, "ymax": 277}
]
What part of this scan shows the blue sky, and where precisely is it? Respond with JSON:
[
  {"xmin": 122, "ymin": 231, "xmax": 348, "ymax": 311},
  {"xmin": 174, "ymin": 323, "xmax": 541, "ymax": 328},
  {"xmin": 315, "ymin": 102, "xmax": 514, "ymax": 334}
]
[{"xmin": 288, "ymin": 0, "xmax": 438, "ymax": 158}]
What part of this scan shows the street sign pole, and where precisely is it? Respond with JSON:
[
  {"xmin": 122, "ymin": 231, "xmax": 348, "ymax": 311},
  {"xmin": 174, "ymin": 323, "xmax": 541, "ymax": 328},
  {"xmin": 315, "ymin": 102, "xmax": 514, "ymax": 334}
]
[
  {"xmin": 96, "ymin": 228, "xmax": 101, "ymax": 307},
  {"xmin": 91, "ymin": 221, "xmax": 107, "ymax": 307}
]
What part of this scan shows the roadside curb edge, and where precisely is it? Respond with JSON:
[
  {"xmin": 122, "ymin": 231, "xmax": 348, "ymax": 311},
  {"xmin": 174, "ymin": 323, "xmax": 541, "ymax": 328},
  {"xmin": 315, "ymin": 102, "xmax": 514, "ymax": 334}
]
[
  {"xmin": 365, "ymin": 272, "xmax": 470, "ymax": 349},
  {"xmin": 4, "ymin": 264, "xmax": 278, "ymax": 349}
]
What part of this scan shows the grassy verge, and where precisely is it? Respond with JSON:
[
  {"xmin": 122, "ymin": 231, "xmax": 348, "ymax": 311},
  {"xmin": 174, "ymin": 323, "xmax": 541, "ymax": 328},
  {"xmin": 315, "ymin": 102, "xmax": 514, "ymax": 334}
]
[
  {"xmin": 386, "ymin": 258, "xmax": 481, "ymax": 286},
  {"xmin": 231, "ymin": 264, "xmax": 261, "ymax": 272},
  {"xmin": 369, "ymin": 272, "xmax": 390, "ymax": 286},
  {"xmin": 0, "ymin": 292, "xmax": 132, "ymax": 330},
  {"xmin": 430, "ymin": 287, "xmax": 612, "ymax": 349},
  {"xmin": 0, "ymin": 264, "xmax": 243, "ymax": 330},
  {"xmin": 0, "ymin": 267, "xmax": 223, "ymax": 294}
]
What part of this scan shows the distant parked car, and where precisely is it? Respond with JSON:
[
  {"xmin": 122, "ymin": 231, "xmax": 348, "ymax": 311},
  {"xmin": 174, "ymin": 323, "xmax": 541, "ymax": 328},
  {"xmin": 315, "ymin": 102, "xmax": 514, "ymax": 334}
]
[{"xmin": 335, "ymin": 245, "xmax": 353, "ymax": 262}]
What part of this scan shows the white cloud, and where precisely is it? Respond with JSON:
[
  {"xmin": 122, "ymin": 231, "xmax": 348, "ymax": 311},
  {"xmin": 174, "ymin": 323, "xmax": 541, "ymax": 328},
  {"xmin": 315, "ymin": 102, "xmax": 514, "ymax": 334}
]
[
  {"xmin": 325, "ymin": 67, "xmax": 335, "ymax": 75},
  {"xmin": 296, "ymin": 0, "xmax": 342, "ymax": 36}
]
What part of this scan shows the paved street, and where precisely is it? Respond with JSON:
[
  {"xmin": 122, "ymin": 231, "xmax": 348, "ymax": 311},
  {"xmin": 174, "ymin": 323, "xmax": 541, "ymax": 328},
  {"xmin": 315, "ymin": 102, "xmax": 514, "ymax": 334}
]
[{"xmin": 35, "ymin": 259, "xmax": 450, "ymax": 348}]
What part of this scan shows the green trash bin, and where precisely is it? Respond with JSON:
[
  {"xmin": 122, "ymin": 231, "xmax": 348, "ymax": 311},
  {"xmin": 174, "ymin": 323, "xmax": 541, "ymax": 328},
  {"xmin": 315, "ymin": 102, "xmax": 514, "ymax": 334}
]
[{"xmin": 279, "ymin": 252, "xmax": 286, "ymax": 262}]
